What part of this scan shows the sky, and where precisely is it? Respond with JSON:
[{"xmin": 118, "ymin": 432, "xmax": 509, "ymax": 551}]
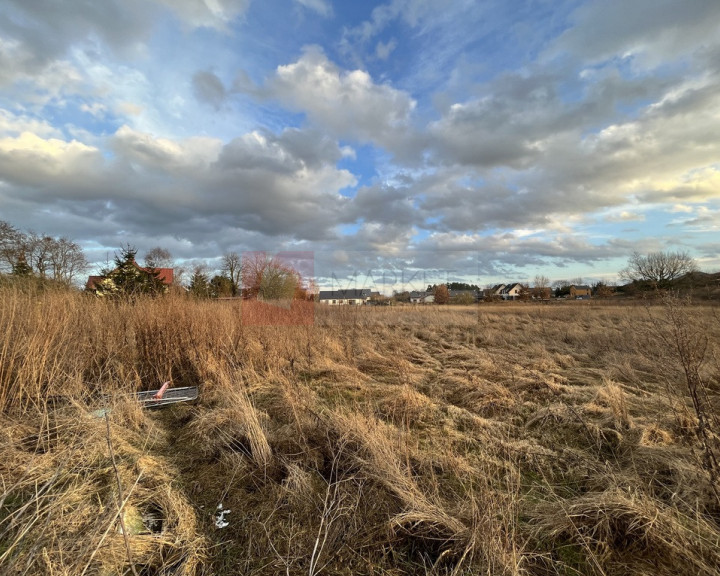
[{"xmin": 0, "ymin": 0, "xmax": 719, "ymax": 292}]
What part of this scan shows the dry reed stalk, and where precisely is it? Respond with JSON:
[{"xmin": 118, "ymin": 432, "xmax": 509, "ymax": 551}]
[
  {"xmin": 192, "ymin": 354, "xmax": 273, "ymax": 469},
  {"xmin": 647, "ymin": 295, "xmax": 720, "ymax": 505},
  {"xmin": 328, "ymin": 410, "xmax": 472, "ymax": 557},
  {"xmin": 104, "ymin": 412, "xmax": 139, "ymax": 576}
]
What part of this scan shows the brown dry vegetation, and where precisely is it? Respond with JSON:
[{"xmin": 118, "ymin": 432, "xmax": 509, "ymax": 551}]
[{"xmin": 1, "ymin": 286, "xmax": 720, "ymax": 575}]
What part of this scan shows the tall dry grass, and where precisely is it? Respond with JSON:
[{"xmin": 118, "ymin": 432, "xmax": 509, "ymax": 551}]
[{"xmin": 1, "ymin": 286, "xmax": 720, "ymax": 575}]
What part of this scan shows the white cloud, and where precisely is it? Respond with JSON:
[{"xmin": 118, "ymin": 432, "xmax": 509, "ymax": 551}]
[
  {"xmin": 0, "ymin": 0, "xmax": 250, "ymax": 124},
  {"xmin": 0, "ymin": 109, "xmax": 60, "ymax": 138},
  {"xmin": 0, "ymin": 125, "xmax": 356, "ymax": 245},
  {"xmin": 0, "ymin": 49, "xmax": 86, "ymax": 108},
  {"xmin": 342, "ymin": 0, "xmax": 450, "ymax": 44},
  {"xmin": 294, "ymin": 0, "xmax": 332, "ymax": 17},
  {"xmin": 424, "ymin": 45, "xmax": 720, "ymax": 232},
  {"xmin": 375, "ymin": 39, "xmax": 397, "ymax": 60},
  {"xmin": 605, "ymin": 211, "xmax": 645, "ymax": 222},
  {"xmin": 115, "ymin": 102, "xmax": 144, "ymax": 117},
  {"xmin": 112, "ymin": 125, "xmax": 223, "ymax": 172},
  {"xmin": 546, "ymin": 0, "xmax": 720, "ymax": 69},
  {"xmin": 269, "ymin": 47, "xmax": 417, "ymax": 153},
  {"xmin": 2, "ymin": 0, "xmax": 719, "ymax": 277},
  {"xmin": 0, "ymin": 37, "xmax": 32, "ymax": 87},
  {"xmin": 155, "ymin": 0, "xmax": 251, "ymax": 30},
  {"xmin": 414, "ymin": 230, "xmax": 630, "ymax": 272},
  {"xmin": 80, "ymin": 103, "xmax": 107, "ymax": 118},
  {"xmin": 0, "ymin": 132, "xmax": 102, "ymax": 187},
  {"xmin": 669, "ymin": 204, "xmax": 694, "ymax": 214}
]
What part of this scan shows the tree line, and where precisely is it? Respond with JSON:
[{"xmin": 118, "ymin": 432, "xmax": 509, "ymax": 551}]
[
  {"xmin": 187, "ymin": 251, "xmax": 311, "ymax": 301},
  {"xmin": 0, "ymin": 220, "xmax": 87, "ymax": 285},
  {"xmin": 0, "ymin": 219, "xmax": 701, "ymax": 297},
  {"xmin": 89, "ymin": 246, "xmax": 311, "ymax": 300}
]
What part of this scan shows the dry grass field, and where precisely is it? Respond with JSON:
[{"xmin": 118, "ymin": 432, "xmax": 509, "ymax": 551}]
[{"xmin": 1, "ymin": 286, "xmax": 720, "ymax": 575}]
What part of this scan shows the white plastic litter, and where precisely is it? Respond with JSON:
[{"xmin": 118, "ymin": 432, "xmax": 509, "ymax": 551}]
[{"xmin": 214, "ymin": 503, "xmax": 231, "ymax": 529}]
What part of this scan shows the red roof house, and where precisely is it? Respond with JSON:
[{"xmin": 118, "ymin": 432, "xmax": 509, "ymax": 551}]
[{"xmin": 86, "ymin": 262, "xmax": 174, "ymax": 292}]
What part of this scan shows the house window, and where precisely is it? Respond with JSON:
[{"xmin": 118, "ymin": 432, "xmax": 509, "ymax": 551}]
[
  {"xmin": 349, "ymin": 300, "xmax": 355, "ymax": 305},
  {"xmin": 332, "ymin": 300, "xmax": 336, "ymax": 304}
]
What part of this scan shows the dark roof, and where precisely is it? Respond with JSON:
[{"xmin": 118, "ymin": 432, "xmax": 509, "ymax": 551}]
[
  {"xmin": 572, "ymin": 285, "xmax": 591, "ymax": 290},
  {"xmin": 500, "ymin": 283, "xmax": 522, "ymax": 293},
  {"xmin": 409, "ymin": 291, "xmax": 432, "ymax": 298},
  {"xmin": 318, "ymin": 288, "xmax": 372, "ymax": 300}
]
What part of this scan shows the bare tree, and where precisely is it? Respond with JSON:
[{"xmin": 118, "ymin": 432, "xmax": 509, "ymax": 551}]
[
  {"xmin": 47, "ymin": 237, "xmax": 88, "ymax": 284},
  {"xmin": 0, "ymin": 222, "xmax": 87, "ymax": 284},
  {"xmin": 620, "ymin": 250, "xmax": 698, "ymax": 287},
  {"xmin": 305, "ymin": 278, "xmax": 318, "ymax": 301},
  {"xmin": 144, "ymin": 247, "xmax": 173, "ymax": 269},
  {"xmin": 25, "ymin": 233, "xmax": 88, "ymax": 284},
  {"xmin": 518, "ymin": 284, "xmax": 532, "ymax": 301},
  {"xmin": 0, "ymin": 220, "xmax": 23, "ymax": 273},
  {"xmin": 25, "ymin": 233, "xmax": 54, "ymax": 278},
  {"xmin": 241, "ymin": 252, "xmax": 300, "ymax": 300},
  {"xmin": 240, "ymin": 251, "xmax": 265, "ymax": 297},
  {"xmin": 532, "ymin": 274, "xmax": 551, "ymax": 300},
  {"xmin": 594, "ymin": 282, "xmax": 614, "ymax": 298},
  {"xmin": 221, "ymin": 252, "xmax": 242, "ymax": 295},
  {"xmin": 144, "ymin": 246, "xmax": 181, "ymax": 284}
]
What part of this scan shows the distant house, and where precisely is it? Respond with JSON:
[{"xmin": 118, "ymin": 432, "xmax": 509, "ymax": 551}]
[
  {"xmin": 409, "ymin": 291, "xmax": 424, "ymax": 303},
  {"xmin": 482, "ymin": 284, "xmax": 506, "ymax": 300},
  {"xmin": 85, "ymin": 275, "xmax": 104, "ymax": 291},
  {"xmin": 570, "ymin": 285, "xmax": 591, "ymax": 299},
  {"xmin": 409, "ymin": 290, "xmax": 434, "ymax": 304},
  {"xmin": 318, "ymin": 288, "xmax": 372, "ymax": 305},
  {"xmin": 500, "ymin": 283, "xmax": 523, "ymax": 300},
  {"xmin": 86, "ymin": 262, "xmax": 174, "ymax": 294}
]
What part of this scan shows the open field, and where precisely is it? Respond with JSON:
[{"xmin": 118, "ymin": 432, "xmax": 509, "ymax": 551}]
[{"xmin": 1, "ymin": 287, "xmax": 720, "ymax": 575}]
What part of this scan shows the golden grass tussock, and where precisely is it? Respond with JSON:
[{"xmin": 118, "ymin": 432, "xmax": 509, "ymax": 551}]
[
  {"xmin": 591, "ymin": 378, "xmax": 633, "ymax": 430},
  {"xmin": 531, "ymin": 487, "xmax": 720, "ymax": 575},
  {"xmin": 2, "ymin": 286, "xmax": 720, "ymax": 574},
  {"xmin": 376, "ymin": 383, "xmax": 437, "ymax": 427},
  {"xmin": 639, "ymin": 423, "xmax": 673, "ymax": 446}
]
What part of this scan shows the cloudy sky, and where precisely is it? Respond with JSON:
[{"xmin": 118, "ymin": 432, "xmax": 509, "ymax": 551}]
[{"xmin": 1, "ymin": 0, "xmax": 719, "ymax": 290}]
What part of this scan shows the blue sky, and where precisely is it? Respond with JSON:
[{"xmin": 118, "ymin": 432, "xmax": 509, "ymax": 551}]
[{"xmin": 0, "ymin": 0, "xmax": 719, "ymax": 289}]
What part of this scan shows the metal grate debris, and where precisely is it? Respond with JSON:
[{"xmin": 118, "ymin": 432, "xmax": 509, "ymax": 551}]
[{"xmin": 135, "ymin": 386, "xmax": 199, "ymax": 408}]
